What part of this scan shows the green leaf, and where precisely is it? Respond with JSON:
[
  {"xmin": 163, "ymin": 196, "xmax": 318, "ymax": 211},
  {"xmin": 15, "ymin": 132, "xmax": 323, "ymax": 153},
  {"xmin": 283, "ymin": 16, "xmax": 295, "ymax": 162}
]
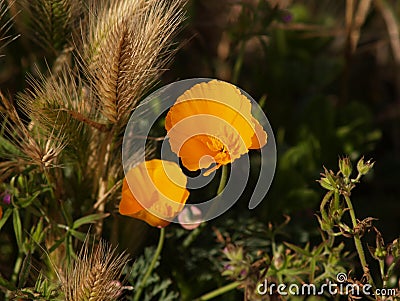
[
  {"xmin": 0, "ymin": 208, "xmax": 12, "ymax": 231},
  {"xmin": 19, "ymin": 191, "xmax": 41, "ymax": 208},
  {"xmin": 69, "ymin": 229, "xmax": 86, "ymax": 241},
  {"xmin": 48, "ymin": 236, "xmax": 65, "ymax": 254},
  {"xmin": 0, "ymin": 135, "xmax": 22, "ymax": 155},
  {"xmin": 72, "ymin": 213, "xmax": 109, "ymax": 229},
  {"xmin": 13, "ymin": 208, "xmax": 23, "ymax": 250},
  {"xmin": 65, "ymin": 235, "xmax": 77, "ymax": 263},
  {"xmin": 31, "ymin": 219, "xmax": 45, "ymax": 244},
  {"xmin": 0, "ymin": 272, "xmax": 16, "ymax": 291},
  {"xmin": 283, "ymin": 242, "xmax": 311, "ymax": 256},
  {"xmin": 18, "ymin": 252, "xmax": 32, "ymax": 288}
]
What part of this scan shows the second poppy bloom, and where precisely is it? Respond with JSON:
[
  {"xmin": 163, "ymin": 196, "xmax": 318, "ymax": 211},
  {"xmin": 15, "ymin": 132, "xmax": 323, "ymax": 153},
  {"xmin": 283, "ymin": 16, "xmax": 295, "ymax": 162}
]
[
  {"xmin": 119, "ymin": 159, "xmax": 190, "ymax": 228},
  {"xmin": 165, "ymin": 80, "xmax": 267, "ymax": 175}
]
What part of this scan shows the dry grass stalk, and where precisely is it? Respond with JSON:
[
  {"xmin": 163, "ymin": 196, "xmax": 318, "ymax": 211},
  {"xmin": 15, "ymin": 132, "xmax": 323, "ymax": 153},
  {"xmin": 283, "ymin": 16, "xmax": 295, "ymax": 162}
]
[
  {"xmin": 0, "ymin": 0, "xmax": 19, "ymax": 56},
  {"xmin": 350, "ymin": 0, "xmax": 372, "ymax": 53},
  {"xmin": 83, "ymin": 0, "xmax": 186, "ymax": 125},
  {"xmin": 80, "ymin": 0, "xmax": 186, "ymax": 235},
  {"xmin": 17, "ymin": 0, "xmax": 82, "ymax": 52},
  {"xmin": 345, "ymin": 0, "xmax": 373, "ymax": 54},
  {"xmin": 61, "ymin": 239, "xmax": 129, "ymax": 301},
  {"xmin": 0, "ymin": 92, "xmax": 66, "ymax": 180},
  {"xmin": 374, "ymin": 0, "xmax": 400, "ymax": 65}
]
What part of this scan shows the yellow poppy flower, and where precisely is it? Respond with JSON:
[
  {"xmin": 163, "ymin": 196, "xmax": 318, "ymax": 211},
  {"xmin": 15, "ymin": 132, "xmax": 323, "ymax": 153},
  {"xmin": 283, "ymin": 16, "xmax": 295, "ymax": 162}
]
[
  {"xmin": 119, "ymin": 159, "xmax": 190, "ymax": 228},
  {"xmin": 165, "ymin": 80, "xmax": 267, "ymax": 175}
]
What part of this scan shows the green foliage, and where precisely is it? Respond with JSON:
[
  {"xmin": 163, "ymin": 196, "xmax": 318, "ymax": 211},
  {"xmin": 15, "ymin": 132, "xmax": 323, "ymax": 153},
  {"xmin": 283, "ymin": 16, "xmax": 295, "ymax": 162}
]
[
  {"xmin": 206, "ymin": 158, "xmax": 399, "ymax": 300},
  {"xmin": 1, "ymin": 0, "xmax": 400, "ymax": 300},
  {"xmin": 10, "ymin": 274, "xmax": 61, "ymax": 301},
  {"xmin": 125, "ymin": 247, "xmax": 179, "ymax": 301}
]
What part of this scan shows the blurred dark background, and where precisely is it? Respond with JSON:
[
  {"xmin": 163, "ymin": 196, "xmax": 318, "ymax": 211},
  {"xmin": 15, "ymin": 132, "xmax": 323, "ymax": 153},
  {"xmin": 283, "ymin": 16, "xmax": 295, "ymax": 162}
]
[{"xmin": 160, "ymin": 0, "xmax": 400, "ymax": 239}]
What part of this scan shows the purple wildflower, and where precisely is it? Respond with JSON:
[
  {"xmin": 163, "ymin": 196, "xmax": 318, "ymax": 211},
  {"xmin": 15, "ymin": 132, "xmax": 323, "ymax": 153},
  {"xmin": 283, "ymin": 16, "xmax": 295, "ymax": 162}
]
[
  {"xmin": 2, "ymin": 193, "xmax": 11, "ymax": 205},
  {"xmin": 282, "ymin": 12, "xmax": 293, "ymax": 23}
]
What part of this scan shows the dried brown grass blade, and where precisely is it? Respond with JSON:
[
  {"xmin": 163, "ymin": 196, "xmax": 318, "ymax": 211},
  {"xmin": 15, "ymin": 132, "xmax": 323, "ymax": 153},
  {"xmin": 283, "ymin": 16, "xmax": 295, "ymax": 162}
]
[
  {"xmin": 62, "ymin": 238, "xmax": 129, "ymax": 301},
  {"xmin": 0, "ymin": 0, "xmax": 19, "ymax": 56},
  {"xmin": 83, "ymin": 0, "xmax": 186, "ymax": 124},
  {"xmin": 0, "ymin": 91, "xmax": 65, "ymax": 172}
]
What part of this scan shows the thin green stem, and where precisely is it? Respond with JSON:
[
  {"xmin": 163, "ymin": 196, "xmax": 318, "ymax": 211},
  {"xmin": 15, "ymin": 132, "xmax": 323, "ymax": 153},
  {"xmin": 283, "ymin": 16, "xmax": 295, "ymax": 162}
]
[
  {"xmin": 320, "ymin": 190, "xmax": 334, "ymax": 222},
  {"xmin": 379, "ymin": 259, "xmax": 386, "ymax": 287},
  {"xmin": 10, "ymin": 251, "xmax": 23, "ymax": 285},
  {"xmin": 133, "ymin": 227, "xmax": 165, "ymax": 301},
  {"xmin": 203, "ymin": 165, "xmax": 229, "ymax": 222},
  {"xmin": 344, "ymin": 195, "xmax": 375, "ymax": 288},
  {"xmin": 183, "ymin": 165, "xmax": 229, "ymax": 249},
  {"xmin": 183, "ymin": 224, "xmax": 204, "ymax": 248},
  {"xmin": 386, "ymin": 259, "xmax": 399, "ymax": 279},
  {"xmin": 194, "ymin": 281, "xmax": 240, "ymax": 301},
  {"xmin": 217, "ymin": 165, "xmax": 228, "ymax": 195}
]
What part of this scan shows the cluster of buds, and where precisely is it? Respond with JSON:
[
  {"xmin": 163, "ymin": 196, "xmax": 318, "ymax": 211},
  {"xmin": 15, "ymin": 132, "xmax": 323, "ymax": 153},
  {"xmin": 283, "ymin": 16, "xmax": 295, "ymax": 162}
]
[
  {"xmin": 222, "ymin": 244, "xmax": 251, "ymax": 281},
  {"xmin": 221, "ymin": 243, "xmax": 271, "ymax": 301},
  {"xmin": 318, "ymin": 156, "xmax": 374, "ymax": 195},
  {"xmin": 317, "ymin": 157, "xmax": 375, "ymax": 236},
  {"xmin": 369, "ymin": 228, "xmax": 387, "ymax": 261}
]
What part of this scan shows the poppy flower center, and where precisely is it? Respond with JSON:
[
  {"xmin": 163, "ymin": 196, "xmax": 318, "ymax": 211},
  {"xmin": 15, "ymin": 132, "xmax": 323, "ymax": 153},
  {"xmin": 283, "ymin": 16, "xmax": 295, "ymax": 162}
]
[
  {"xmin": 194, "ymin": 133, "xmax": 242, "ymax": 176},
  {"xmin": 205, "ymin": 136, "xmax": 227, "ymax": 153}
]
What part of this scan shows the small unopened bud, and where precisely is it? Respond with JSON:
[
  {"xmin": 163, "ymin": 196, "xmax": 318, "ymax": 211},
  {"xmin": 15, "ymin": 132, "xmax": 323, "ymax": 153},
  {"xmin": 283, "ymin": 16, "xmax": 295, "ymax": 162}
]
[
  {"xmin": 318, "ymin": 177, "xmax": 334, "ymax": 191},
  {"xmin": 390, "ymin": 239, "xmax": 400, "ymax": 258},
  {"xmin": 357, "ymin": 157, "xmax": 374, "ymax": 175},
  {"xmin": 339, "ymin": 157, "xmax": 352, "ymax": 178},
  {"xmin": 318, "ymin": 167, "xmax": 338, "ymax": 191},
  {"xmin": 374, "ymin": 248, "xmax": 387, "ymax": 260}
]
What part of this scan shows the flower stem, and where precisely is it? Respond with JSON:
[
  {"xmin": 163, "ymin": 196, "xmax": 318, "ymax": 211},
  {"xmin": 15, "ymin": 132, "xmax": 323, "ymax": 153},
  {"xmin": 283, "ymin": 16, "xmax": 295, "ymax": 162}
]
[
  {"xmin": 194, "ymin": 281, "xmax": 240, "ymax": 301},
  {"xmin": 217, "ymin": 165, "xmax": 228, "ymax": 195},
  {"xmin": 344, "ymin": 195, "xmax": 375, "ymax": 288},
  {"xmin": 203, "ymin": 165, "xmax": 229, "ymax": 222},
  {"xmin": 133, "ymin": 227, "xmax": 166, "ymax": 301},
  {"xmin": 10, "ymin": 251, "xmax": 23, "ymax": 285}
]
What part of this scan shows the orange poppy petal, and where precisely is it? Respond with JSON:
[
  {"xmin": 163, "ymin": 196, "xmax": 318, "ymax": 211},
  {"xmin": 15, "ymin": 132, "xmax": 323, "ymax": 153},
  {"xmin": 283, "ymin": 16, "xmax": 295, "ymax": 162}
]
[
  {"xmin": 151, "ymin": 160, "xmax": 188, "ymax": 198},
  {"xmin": 249, "ymin": 117, "xmax": 268, "ymax": 149},
  {"xmin": 178, "ymin": 136, "xmax": 218, "ymax": 171},
  {"xmin": 119, "ymin": 178, "xmax": 145, "ymax": 215},
  {"xmin": 175, "ymin": 80, "xmax": 252, "ymax": 115},
  {"xmin": 165, "ymin": 80, "xmax": 268, "ymax": 173},
  {"xmin": 119, "ymin": 159, "xmax": 190, "ymax": 228},
  {"xmin": 166, "ymin": 100, "xmax": 254, "ymax": 148},
  {"xmin": 129, "ymin": 202, "xmax": 172, "ymax": 228}
]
